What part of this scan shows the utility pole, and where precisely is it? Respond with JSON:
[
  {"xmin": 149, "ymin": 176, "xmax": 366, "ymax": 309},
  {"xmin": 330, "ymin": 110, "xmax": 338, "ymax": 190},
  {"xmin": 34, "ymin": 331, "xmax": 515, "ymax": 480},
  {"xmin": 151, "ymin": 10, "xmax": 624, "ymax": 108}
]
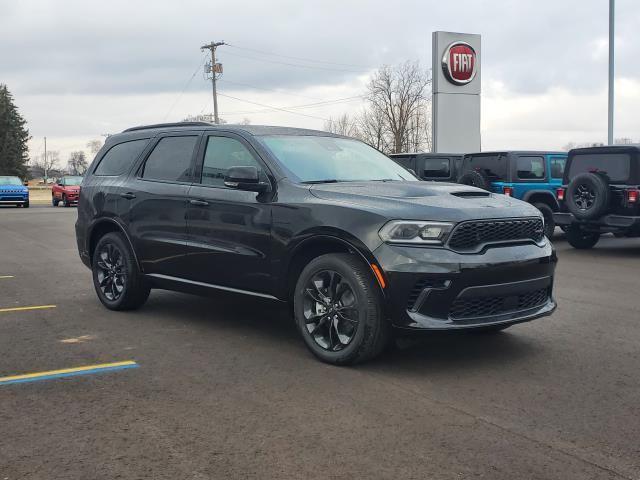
[
  {"xmin": 608, "ymin": 0, "xmax": 615, "ymax": 145},
  {"xmin": 200, "ymin": 41, "xmax": 225, "ymax": 124},
  {"xmin": 44, "ymin": 136, "xmax": 48, "ymax": 183}
]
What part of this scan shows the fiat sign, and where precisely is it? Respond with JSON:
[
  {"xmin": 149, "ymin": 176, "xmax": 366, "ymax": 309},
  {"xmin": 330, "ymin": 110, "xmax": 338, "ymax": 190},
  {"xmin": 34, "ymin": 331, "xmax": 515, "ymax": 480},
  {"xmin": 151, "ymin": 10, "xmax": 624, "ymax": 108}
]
[{"xmin": 441, "ymin": 42, "xmax": 477, "ymax": 85}]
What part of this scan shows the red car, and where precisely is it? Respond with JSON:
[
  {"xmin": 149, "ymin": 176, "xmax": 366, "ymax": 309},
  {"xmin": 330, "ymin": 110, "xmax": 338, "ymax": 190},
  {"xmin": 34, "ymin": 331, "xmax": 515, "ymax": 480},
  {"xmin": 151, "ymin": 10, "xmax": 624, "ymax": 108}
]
[{"xmin": 52, "ymin": 175, "xmax": 83, "ymax": 207}]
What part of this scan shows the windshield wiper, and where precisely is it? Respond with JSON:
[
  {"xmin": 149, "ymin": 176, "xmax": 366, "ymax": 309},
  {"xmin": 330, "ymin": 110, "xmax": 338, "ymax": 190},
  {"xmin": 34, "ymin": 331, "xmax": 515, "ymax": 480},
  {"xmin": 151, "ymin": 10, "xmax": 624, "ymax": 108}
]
[{"xmin": 301, "ymin": 179, "xmax": 342, "ymax": 184}]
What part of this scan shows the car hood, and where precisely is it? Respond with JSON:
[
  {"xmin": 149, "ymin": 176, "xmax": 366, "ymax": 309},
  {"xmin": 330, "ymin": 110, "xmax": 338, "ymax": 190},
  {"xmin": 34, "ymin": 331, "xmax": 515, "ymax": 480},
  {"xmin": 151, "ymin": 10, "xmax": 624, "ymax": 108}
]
[
  {"xmin": 309, "ymin": 181, "xmax": 540, "ymax": 222},
  {"xmin": 0, "ymin": 184, "xmax": 28, "ymax": 192}
]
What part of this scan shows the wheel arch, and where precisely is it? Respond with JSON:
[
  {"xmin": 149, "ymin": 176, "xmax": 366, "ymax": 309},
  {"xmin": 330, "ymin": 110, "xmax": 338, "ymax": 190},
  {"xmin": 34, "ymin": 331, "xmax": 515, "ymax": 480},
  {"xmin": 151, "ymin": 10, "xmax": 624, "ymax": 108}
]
[
  {"xmin": 88, "ymin": 218, "xmax": 141, "ymax": 271},
  {"xmin": 282, "ymin": 232, "xmax": 386, "ymax": 303},
  {"xmin": 523, "ymin": 190, "xmax": 559, "ymax": 210}
]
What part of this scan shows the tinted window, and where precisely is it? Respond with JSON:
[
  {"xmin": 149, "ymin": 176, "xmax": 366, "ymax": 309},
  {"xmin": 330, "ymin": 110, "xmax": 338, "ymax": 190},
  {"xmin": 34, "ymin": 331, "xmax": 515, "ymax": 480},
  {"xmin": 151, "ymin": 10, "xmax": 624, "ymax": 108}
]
[
  {"xmin": 201, "ymin": 136, "xmax": 264, "ymax": 187},
  {"xmin": 463, "ymin": 155, "xmax": 507, "ymax": 180},
  {"xmin": 420, "ymin": 157, "xmax": 450, "ymax": 178},
  {"xmin": 517, "ymin": 156, "xmax": 545, "ymax": 180},
  {"xmin": 550, "ymin": 157, "xmax": 566, "ymax": 179},
  {"xmin": 142, "ymin": 136, "xmax": 197, "ymax": 182},
  {"xmin": 94, "ymin": 139, "xmax": 149, "ymax": 176},
  {"xmin": 568, "ymin": 153, "xmax": 631, "ymax": 183},
  {"xmin": 391, "ymin": 156, "xmax": 414, "ymax": 170}
]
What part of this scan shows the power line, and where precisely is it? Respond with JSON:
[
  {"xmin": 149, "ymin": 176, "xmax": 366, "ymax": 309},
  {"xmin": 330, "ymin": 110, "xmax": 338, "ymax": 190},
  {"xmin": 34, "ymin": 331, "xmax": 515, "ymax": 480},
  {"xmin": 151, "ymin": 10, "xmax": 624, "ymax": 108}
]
[
  {"xmin": 225, "ymin": 43, "xmax": 372, "ymax": 69},
  {"xmin": 219, "ymin": 95, "xmax": 364, "ymax": 116},
  {"xmin": 217, "ymin": 93, "xmax": 335, "ymax": 122},
  {"xmin": 224, "ymin": 50, "xmax": 369, "ymax": 73},
  {"xmin": 163, "ymin": 53, "xmax": 207, "ymax": 121},
  {"xmin": 218, "ymin": 78, "xmax": 323, "ymax": 101}
]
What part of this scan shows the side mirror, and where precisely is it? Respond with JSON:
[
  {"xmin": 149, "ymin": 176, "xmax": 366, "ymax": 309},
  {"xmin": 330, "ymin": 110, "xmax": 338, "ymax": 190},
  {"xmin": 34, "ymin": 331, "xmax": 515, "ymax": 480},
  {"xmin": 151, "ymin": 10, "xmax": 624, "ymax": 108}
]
[
  {"xmin": 23, "ymin": 182, "xmax": 28, "ymax": 186},
  {"xmin": 224, "ymin": 166, "xmax": 270, "ymax": 193}
]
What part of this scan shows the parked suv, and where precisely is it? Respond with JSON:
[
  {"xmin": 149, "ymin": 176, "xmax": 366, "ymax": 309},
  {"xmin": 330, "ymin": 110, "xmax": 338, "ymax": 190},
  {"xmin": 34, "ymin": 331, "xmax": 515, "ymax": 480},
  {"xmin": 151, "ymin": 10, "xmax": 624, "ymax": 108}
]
[
  {"xmin": 0, "ymin": 176, "xmax": 29, "ymax": 207},
  {"xmin": 458, "ymin": 151, "xmax": 567, "ymax": 238},
  {"xmin": 553, "ymin": 145, "xmax": 640, "ymax": 249},
  {"xmin": 76, "ymin": 123, "xmax": 557, "ymax": 365},
  {"xmin": 52, "ymin": 175, "xmax": 83, "ymax": 207},
  {"xmin": 389, "ymin": 153, "xmax": 462, "ymax": 182}
]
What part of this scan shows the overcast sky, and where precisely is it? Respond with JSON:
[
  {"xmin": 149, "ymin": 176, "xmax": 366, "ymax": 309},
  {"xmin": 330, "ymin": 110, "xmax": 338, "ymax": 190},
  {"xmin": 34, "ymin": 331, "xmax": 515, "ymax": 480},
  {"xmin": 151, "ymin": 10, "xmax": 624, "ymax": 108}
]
[{"xmin": 1, "ymin": 0, "xmax": 639, "ymax": 162}]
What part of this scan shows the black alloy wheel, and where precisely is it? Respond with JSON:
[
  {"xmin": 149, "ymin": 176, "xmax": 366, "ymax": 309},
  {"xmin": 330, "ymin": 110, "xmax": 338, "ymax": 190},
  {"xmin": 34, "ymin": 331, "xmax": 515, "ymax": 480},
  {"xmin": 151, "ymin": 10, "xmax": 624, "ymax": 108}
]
[
  {"xmin": 303, "ymin": 270, "xmax": 360, "ymax": 352},
  {"xmin": 91, "ymin": 232, "xmax": 150, "ymax": 310},
  {"xmin": 294, "ymin": 253, "xmax": 390, "ymax": 365},
  {"xmin": 96, "ymin": 242, "xmax": 126, "ymax": 302},
  {"xmin": 565, "ymin": 226, "xmax": 600, "ymax": 249},
  {"xmin": 573, "ymin": 184, "xmax": 595, "ymax": 211}
]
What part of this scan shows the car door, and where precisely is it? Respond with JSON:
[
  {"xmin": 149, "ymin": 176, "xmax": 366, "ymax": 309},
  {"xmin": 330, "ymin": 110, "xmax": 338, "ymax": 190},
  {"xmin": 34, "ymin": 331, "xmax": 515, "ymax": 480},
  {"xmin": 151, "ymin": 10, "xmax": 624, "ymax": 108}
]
[
  {"xmin": 184, "ymin": 132, "xmax": 273, "ymax": 294},
  {"xmin": 125, "ymin": 133, "xmax": 200, "ymax": 277},
  {"xmin": 512, "ymin": 155, "xmax": 546, "ymax": 199},
  {"xmin": 547, "ymin": 154, "xmax": 567, "ymax": 191}
]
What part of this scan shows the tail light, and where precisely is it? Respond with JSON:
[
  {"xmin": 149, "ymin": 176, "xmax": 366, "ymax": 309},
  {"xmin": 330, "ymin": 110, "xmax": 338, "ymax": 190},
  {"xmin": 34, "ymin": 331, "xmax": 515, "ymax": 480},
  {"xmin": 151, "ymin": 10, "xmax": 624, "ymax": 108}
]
[
  {"xmin": 627, "ymin": 189, "xmax": 638, "ymax": 204},
  {"xmin": 503, "ymin": 186, "xmax": 513, "ymax": 196},
  {"xmin": 556, "ymin": 188, "xmax": 565, "ymax": 201}
]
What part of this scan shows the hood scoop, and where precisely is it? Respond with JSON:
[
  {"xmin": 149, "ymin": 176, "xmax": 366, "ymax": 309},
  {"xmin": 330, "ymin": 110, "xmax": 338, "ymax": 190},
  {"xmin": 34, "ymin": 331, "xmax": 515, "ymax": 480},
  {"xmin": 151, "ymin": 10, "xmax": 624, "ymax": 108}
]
[{"xmin": 451, "ymin": 191, "xmax": 491, "ymax": 198}]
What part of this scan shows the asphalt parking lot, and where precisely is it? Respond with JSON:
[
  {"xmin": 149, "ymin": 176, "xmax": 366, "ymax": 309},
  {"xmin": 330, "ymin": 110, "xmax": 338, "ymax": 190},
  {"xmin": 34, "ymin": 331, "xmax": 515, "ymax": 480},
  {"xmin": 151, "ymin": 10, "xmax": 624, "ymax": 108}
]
[{"xmin": 1, "ymin": 206, "xmax": 639, "ymax": 480}]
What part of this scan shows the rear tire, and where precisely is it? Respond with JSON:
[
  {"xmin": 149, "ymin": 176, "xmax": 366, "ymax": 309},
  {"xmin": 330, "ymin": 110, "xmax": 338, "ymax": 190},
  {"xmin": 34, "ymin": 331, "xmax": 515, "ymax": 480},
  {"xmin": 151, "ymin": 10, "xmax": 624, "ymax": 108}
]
[
  {"xmin": 92, "ymin": 232, "xmax": 150, "ymax": 311},
  {"xmin": 566, "ymin": 227, "xmax": 600, "ymax": 249},
  {"xmin": 533, "ymin": 202, "xmax": 555, "ymax": 238},
  {"xmin": 293, "ymin": 253, "xmax": 389, "ymax": 365}
]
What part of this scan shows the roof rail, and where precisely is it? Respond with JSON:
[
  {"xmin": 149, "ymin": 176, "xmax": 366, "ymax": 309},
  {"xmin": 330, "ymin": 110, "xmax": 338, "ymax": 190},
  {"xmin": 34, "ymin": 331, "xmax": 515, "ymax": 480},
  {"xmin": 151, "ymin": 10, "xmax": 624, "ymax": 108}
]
[{"xmin": 122, "ymin": 121, "xmax": 213, "ymax": 133}]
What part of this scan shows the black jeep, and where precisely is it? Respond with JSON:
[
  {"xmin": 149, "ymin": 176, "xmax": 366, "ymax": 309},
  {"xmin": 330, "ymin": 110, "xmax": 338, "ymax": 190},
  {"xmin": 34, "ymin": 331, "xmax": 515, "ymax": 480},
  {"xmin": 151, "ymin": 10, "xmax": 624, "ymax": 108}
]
[
  {"xmin": 76, "ymin": 123, "xmax": 557, "ymax": 365},
  {"xmin": 389, "ymin": 153, "xmax": 462, "ymax": 183},
  {"xmin": 553, "ymin": 145, "xmax": 640, "ymax": 249}
]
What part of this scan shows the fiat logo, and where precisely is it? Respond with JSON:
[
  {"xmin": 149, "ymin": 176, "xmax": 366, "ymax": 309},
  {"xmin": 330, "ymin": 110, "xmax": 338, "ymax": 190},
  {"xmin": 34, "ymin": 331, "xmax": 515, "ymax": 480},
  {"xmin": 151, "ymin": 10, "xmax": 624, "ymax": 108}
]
[{"xmin": 442, "ymin": 42, "xmax": 477, "ymax": 85}]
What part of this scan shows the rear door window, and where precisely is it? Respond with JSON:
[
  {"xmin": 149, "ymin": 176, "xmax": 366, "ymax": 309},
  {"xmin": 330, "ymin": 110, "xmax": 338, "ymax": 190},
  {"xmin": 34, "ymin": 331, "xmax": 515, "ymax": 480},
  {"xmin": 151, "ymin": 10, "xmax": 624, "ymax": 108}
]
[
  {"xmin": 550, "ymin": 157, "xmax": 566, "ymax": 179},
  {"xmin": 141, "ymin": 136, "xmax": 198, "ymax": 182},
  {"xmin": 568, "ymin": 153, "xmax": 631, "ymax": 183},
  {"xmin": 463, "ymin": 155, "xmax": 507, "ymax": 180},
  {"xmin": 517, "ymin": 156, "xmax": 545, "ymax": 180},
  {"xmin": 94, "ymin": 139, "xmax": 149, "ymax": 176},
  {"xmin": 418, "ymin": 157, "xmax": 450, "ymax": 178}
]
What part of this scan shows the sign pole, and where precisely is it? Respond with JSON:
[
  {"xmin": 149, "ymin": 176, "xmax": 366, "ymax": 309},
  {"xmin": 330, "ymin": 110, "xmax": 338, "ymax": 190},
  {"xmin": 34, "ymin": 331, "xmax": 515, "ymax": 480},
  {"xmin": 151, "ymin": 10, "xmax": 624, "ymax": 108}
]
[{"xmin": 608, "ymin": 0, "xmax": 615, "ymax": 145}]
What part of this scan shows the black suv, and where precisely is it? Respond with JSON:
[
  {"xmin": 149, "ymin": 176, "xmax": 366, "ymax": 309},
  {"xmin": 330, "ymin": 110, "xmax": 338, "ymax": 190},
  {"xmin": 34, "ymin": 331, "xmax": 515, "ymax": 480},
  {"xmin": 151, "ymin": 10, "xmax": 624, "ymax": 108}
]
[
  {"xmin": 76, "ymin": 123, "xmax": 557, "ymax": 365},
  {"xmin": 389, "ymin": 153, "xmax": 462, "ymax": 182},
  {"xmin": 553, "ymin": 145, "xmax": 640, "ymax": 249}
]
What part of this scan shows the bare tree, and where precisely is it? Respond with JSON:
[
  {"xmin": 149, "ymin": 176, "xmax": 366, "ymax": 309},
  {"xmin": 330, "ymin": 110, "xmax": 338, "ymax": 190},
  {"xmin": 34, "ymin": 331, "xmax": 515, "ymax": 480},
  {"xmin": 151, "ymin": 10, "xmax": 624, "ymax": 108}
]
[
  {"xmin": 32, "ymin": 151, "xmax": 59, "ymax": 183},
  {"xmin": 87, "ymin": 139, "xmax": 103, "ymax": 154},
  {"xmin": 615, "ymin": 137, "xmax": 634, "ymax": 145},
  {"xmin": 365, "ymin": 61, "xmax": 431, "ymax": 154},
  {"xmin": 67, "ymin": 151, "xmax": 88, "ymax": 175},
  {"xmin": 324, "ymin": 113, "xmax": 359, "ymax": 138},
  {"xmin": 357, "ymin": 106, "xmax": 389, "ymax": 152}
]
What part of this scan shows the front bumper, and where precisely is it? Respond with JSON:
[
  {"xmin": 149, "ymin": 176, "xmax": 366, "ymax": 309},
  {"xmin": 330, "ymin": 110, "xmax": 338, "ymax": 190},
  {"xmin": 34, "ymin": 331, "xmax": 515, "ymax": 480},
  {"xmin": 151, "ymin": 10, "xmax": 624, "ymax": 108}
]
[
  {"xmin": 374, "ymin": 242, "xmax": 557, "ymax": 331},
  {"xmin": 554, "ymin": 212, "xmax": 640, "ymax": 231},
  {"xmin": 0, "ymin": 195, "xmax": 28, "ymax": 204}
]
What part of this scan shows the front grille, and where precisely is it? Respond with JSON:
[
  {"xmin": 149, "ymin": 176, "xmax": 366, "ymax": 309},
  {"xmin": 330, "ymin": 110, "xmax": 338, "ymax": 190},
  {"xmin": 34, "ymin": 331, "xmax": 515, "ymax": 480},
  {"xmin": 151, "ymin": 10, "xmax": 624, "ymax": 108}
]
[
  {"xmin": 449, "ymin": 288, "xmax": 548, "ymax": 320},
  {"xmin": 0, "ymin": 196, "xmax": 25, "ymax": 201},
  {"xmin": 448, "ymin": 218, "xmax": 544, "ymax": 251}
]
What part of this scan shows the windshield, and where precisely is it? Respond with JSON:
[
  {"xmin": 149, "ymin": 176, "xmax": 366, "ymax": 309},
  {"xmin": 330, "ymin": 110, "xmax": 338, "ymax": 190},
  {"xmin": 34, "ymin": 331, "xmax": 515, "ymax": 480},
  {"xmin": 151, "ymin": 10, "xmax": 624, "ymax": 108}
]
[
  {"xmin": 0, "ymin": 176, "xmax": 23, "ymax": 186},
  {"xmin": 568, "ymin": 153, "xmax": 631, "ymax": 183},
  {"xmin": 258, "ymin": 135, "xmax": 417, "ymax": 183},
  {"xmin": 63, "ymin": 176, "xmax": 84, "ymax": 186}
]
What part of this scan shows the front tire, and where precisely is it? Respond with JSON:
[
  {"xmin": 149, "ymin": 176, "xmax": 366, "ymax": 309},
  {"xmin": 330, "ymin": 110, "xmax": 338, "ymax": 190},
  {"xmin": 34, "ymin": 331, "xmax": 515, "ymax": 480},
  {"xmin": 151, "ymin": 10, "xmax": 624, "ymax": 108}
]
[
  {"xmin": 23, "ymin": 201, "xmax": 29, "ymax": 208},
  {"xmin": 92, "ymin": 232, "xmax": 150, "ymax": 310},
  {"xmin": 534, "ymin": 203, "xmax": 555, "ymax": 239},
  {"xmin": 566, "ymin": 227, "xmax": 600, "ymax": 249},
  {"xmin": 293, "ymin": 253, "xmax": 389, "ymax": 365},
  {"xmin": 52, "ymin": 195, "xmax": 59, "ymax": 207}
]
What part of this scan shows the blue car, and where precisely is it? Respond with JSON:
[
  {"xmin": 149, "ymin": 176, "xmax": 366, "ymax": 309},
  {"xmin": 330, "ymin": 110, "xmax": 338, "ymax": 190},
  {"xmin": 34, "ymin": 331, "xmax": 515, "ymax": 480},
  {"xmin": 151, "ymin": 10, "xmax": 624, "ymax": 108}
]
[
  {"xmin": 0, "ymin": 176, "xmax": 29, "ymax": 208},
  {"xmin": 458, "ymin": 151, "xmax": 567, "ymax": 238}
]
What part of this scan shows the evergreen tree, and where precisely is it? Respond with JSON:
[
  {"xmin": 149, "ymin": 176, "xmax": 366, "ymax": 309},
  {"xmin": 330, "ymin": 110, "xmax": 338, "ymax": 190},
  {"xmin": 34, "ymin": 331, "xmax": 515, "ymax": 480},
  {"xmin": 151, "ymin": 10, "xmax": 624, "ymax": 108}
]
[{"xmin": 0, "ymin": 84, "xmax": 30, "ymax": 179}]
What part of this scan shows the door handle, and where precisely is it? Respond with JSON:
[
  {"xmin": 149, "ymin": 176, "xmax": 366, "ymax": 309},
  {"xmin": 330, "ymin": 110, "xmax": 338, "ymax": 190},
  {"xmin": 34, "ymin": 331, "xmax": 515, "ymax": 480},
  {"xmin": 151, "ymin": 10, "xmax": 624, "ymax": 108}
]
[
  {"xmin": 189, "ymin": 199, "xmax": 209, "ymax": 206},
  {"xmin": 120, "ymin": 192, "xmax": 136, "ymax": 200}
]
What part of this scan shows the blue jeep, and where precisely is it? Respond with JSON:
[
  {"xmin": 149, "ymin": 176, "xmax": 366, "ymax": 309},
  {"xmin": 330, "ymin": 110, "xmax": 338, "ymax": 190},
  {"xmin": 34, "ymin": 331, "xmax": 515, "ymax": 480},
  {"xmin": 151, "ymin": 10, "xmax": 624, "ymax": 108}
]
[
  {"xmin": 0, "ymin": 175, "xmax": 29, "ymax": 208},
  {"xmin": 458, "ymin": 151, "xmax": 567, "ymax": 238}
]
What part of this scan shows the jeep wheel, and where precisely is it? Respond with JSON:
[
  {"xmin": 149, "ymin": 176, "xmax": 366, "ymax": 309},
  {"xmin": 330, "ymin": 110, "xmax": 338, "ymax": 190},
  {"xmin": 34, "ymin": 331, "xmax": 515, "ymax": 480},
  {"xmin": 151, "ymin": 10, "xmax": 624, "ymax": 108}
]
[
  {"xmin": 62, "ymin": 195, "xmax": 70, "ymax": 207},
  {"xmin": 565, "ymin": 227, "xmax": 600, "ymax": 249},
  {"xmin": 52, "ymin": 195, "xmax": 59, "ymax": 207},
  {"xmin": 293, "ymin": 253, "xmax": 389, "ymax": 365},
  {"xmin": 92, "ymin": 232, "xmax": 150, "ymax": 310},
  {"xmin": 534, "ymin": 203, "xmax": 555, "ymax": 238},
  {"xmin": 566, "ymin": 173, "xmax": 610, "ymax": 220},
  {"xmin": 459, "ymin": 170, "xmax": 491, "ymax": 191},
  {"xmin": 23, "ymin": 201, "xmax": 29, "ymax": 208}
]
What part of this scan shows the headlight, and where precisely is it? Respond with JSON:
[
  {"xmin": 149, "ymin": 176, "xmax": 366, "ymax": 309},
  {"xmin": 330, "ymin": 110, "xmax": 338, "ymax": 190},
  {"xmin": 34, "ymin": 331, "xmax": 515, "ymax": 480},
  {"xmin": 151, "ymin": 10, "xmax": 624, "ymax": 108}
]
[{"xmin": 379, "ymin": 220, "xmax": 454, "ymax": 245}]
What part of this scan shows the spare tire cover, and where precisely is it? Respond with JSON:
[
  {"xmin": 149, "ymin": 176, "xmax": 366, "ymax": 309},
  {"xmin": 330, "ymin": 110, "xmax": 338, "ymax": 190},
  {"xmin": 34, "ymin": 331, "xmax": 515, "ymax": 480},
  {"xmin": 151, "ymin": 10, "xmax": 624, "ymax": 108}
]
[{"xmin": 458, "ymin": 170, "xmax": 491, "ymax": 191}]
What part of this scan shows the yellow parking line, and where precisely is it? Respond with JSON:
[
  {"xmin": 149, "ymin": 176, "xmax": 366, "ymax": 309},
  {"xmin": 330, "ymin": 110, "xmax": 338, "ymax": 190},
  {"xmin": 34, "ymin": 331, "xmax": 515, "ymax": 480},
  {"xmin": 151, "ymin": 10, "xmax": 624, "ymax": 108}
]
[
  {"xmin": 0, "ymin": 275, "xmax": 14, "ymax": 279},
  {"xmin": 0, "ymin": 360, "xmax": 138, "ymax": 386},
  {"xmin": 0, "ymin": 305, "xmax": 57, "ymax": 313}
]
